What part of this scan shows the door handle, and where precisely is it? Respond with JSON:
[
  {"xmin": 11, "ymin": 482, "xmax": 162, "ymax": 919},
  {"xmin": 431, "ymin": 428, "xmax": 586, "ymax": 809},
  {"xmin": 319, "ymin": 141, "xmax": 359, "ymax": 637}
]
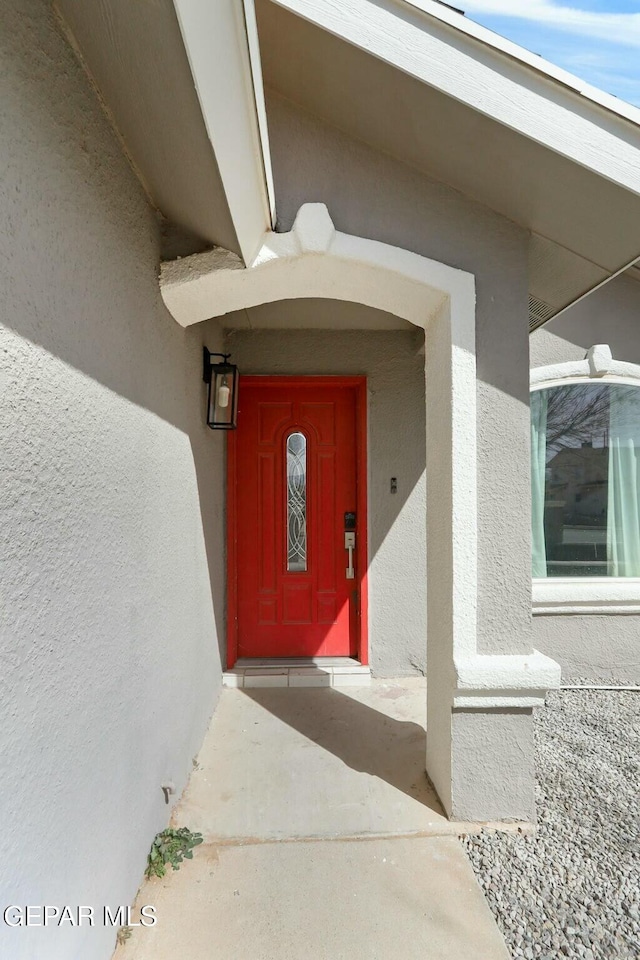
[{"xmin": 345, "ymin": 532, "xmax": 355, "ymax": 579}]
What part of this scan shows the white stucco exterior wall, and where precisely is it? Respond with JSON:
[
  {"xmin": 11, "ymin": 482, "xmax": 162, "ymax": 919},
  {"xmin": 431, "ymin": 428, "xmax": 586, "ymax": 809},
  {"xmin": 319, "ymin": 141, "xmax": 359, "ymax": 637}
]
[
  {"xmin": 0, "ymin": 4, "xmax": 225, "ymax": 958},
  {"xmin": 265, "ymin": 92, "xmax": 533, "ymax": 658},
  {"xmin": 530, "ymin": 274, "xmax": 640, "ymax": 682},
  {"xmin": 214, "ymin": 319, "xmax": 427, "ymax": 677}
]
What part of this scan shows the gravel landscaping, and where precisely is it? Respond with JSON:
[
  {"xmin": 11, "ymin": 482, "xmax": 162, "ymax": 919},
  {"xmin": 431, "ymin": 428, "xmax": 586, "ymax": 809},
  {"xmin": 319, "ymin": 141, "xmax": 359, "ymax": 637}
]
[{"xmin": 462, "ymin": 683, "xmax": 640, "ymax": 960}]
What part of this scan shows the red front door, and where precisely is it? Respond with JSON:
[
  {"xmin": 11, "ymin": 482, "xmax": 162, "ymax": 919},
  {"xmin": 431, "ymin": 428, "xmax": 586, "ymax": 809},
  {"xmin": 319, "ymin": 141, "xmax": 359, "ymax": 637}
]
[{"xmin": 229, "ymin": 378, "xmax": 364, "ymax": 660}]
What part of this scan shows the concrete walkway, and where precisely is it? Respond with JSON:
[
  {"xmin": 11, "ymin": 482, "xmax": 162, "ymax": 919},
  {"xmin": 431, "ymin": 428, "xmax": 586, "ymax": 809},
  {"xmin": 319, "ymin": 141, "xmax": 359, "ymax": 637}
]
[{"xmin": 117, "ymin": 680, "xmax": 510, "ymax": 960}]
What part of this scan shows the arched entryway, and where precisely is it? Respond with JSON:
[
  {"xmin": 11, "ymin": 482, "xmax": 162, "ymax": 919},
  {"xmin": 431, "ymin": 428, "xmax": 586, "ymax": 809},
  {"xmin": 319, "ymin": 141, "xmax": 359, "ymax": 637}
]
[{"xmin": 161, "ymin": 203, "xmax": 560, "ymax": 821}]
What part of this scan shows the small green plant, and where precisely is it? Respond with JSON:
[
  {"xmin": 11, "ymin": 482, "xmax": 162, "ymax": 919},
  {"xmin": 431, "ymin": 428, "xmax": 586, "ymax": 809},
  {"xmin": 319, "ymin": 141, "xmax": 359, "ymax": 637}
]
[
  {"xmin": 116, "ymin": 926, "xmax": 132, "ymax": 945},
  {"xmin": 146, "ymin": 827, "xmax": 203, "ymax": 879}
]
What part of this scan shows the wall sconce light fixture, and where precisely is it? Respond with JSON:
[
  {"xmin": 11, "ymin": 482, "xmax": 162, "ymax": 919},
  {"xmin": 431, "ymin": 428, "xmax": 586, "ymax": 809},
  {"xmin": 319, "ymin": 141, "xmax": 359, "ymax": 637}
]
[{"xmin": 202, "ymin": 348, "xmax": 239, "ymax": 430}]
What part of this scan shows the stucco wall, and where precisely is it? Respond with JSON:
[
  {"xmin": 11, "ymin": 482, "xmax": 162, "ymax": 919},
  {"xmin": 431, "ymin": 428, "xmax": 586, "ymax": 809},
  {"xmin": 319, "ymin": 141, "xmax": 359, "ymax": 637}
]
[
  {"xmin": 265, "ymin": 92, "xmax": 533, "ymax": 657},
  {"xmin": 530, "ymin": 274, "xmax": 640, "ymax": 681},
  {"xmin": 215, "ymin": 320, "xmax": 427, "ymax": 677},
  {"xmin": 530, "ymin": 274, "xmax": 640, "ymax": 369},
  {"xmin": 0, "ymin": 4, "xmax": 225, "ymax": 958}
]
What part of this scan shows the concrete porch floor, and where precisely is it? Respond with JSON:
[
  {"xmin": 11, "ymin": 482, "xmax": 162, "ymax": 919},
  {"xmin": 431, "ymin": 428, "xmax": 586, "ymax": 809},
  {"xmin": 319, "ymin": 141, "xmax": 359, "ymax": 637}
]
[{"xmin": 117, "ymin": 680, "xmax": 511, "ymax": 959}]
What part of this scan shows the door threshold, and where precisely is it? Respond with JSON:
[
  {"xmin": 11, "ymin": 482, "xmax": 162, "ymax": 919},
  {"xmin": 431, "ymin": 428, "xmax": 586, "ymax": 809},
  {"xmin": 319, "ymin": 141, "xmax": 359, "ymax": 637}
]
[{"xmin": 224, "ymin": 657, "xmax": 371, "ymax": 689}]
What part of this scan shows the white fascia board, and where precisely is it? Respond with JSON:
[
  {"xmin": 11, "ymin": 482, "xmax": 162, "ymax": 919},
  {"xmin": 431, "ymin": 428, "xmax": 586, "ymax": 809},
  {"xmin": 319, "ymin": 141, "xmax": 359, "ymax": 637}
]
[
  {"xmin": 271, "ymin": 0, "xmax": 640, "ymax": 197},
  {"xmin": 404, "ymin": 0, "xmax": 640, "ymax": 130},
  {"xmin": 242, "ymin": 0, "xmax": 277, "ymax": 225},
  {"xmin": 173, "ymin": 0, "xmax": 274, "ymax": 264}
]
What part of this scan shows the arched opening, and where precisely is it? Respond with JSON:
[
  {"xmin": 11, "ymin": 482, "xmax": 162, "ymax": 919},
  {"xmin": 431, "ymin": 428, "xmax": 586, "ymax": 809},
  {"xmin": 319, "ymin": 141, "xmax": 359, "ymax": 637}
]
[{"xmin": 162, "ymin": 204, "xmax": 559, "ymax": 820}]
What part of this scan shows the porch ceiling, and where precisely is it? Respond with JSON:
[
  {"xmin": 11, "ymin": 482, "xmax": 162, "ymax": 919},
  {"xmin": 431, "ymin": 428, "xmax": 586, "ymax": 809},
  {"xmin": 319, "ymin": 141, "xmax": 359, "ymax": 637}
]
[
  {"xmin": 220, "ymin": 299, "xmax": 414, "ymax": 331},
  {"xmin": 256, "ymin": 0, "xmax": 640, "ymax": 328}
]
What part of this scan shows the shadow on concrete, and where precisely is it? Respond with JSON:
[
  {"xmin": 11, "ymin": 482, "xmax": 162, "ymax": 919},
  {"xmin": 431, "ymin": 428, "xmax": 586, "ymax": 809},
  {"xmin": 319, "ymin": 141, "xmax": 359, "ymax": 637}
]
[{"xmin": 242, "ymin": 686, "xmax": 444, "ymax": 817}]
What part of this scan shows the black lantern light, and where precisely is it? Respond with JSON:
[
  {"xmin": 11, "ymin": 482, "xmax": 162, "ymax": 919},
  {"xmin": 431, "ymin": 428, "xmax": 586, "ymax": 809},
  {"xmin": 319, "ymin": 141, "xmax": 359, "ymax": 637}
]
[{"xmin": 203, "ymin": 348, "xmax": 239, "ymax": 429}]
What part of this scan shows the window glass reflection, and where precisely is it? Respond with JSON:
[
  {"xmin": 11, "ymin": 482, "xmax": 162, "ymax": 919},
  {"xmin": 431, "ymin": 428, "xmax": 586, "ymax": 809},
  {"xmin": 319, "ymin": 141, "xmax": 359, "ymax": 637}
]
[{"xmin": 532, "ymin": 383, "xmax": 640, "ymax": 577}]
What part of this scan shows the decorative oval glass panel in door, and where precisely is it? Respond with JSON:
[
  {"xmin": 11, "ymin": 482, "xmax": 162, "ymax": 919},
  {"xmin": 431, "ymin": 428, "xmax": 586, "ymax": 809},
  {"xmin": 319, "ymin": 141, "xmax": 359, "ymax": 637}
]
[{"xmin": 286, "ymin": 431, "xmax": 307, "ymax": 571}]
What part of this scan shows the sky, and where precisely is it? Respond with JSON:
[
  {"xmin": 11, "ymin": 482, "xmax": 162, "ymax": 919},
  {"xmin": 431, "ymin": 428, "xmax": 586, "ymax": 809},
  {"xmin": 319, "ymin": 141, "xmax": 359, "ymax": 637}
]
[{"xmin": 456, "ymin": 1, "xmax": 640, "ymax": 107}]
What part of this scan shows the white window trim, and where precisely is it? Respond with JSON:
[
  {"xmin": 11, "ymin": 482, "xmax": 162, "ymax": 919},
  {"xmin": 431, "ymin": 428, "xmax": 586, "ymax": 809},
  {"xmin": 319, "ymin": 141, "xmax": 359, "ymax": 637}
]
[
  {"xmin": 533, "ymin": 578, "xmax": 640, "ymax": 615},
  {"xmin": 530, "ymin": 344, "xmax": 640, "ymax": 391},
  {"xmin": 531, "ymin": 344, "xmax": 640, "ymax": 615}
]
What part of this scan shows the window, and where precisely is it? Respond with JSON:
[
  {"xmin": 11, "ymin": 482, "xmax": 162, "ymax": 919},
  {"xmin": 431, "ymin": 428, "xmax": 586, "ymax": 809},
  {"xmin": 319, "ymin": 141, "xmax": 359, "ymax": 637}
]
[
  {"xmin": 286, "ymin": 432, "xmax": 307, "ymax": 572},
  {"xmin": 532, "ymin": 354, "xmax": 640, "ymax": 580}
]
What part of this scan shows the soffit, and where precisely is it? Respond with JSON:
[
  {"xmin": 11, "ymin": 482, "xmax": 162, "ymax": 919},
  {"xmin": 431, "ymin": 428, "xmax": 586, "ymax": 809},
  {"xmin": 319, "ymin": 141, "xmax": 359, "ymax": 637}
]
[
  {"xmin": 256, "ymin": 0, "xmax": 640, "ymax": 326},
  {"xmin": 627, "ymin": 264, "xmax": 640, "ymax": 285},
  {"xmin": 55, "ymin": 0, "xmax": 240, "ymax": 256}
]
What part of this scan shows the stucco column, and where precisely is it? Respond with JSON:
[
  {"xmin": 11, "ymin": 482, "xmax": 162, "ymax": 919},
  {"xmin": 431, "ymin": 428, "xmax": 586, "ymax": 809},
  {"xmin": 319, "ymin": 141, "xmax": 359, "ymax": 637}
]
[
  {"xmin": 424, "ymin": 298, "xmax": 560, "ymax": 821},
  {"xmin": 424, "ymin": 297, "xmax": 476, "ymax": 815}
]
